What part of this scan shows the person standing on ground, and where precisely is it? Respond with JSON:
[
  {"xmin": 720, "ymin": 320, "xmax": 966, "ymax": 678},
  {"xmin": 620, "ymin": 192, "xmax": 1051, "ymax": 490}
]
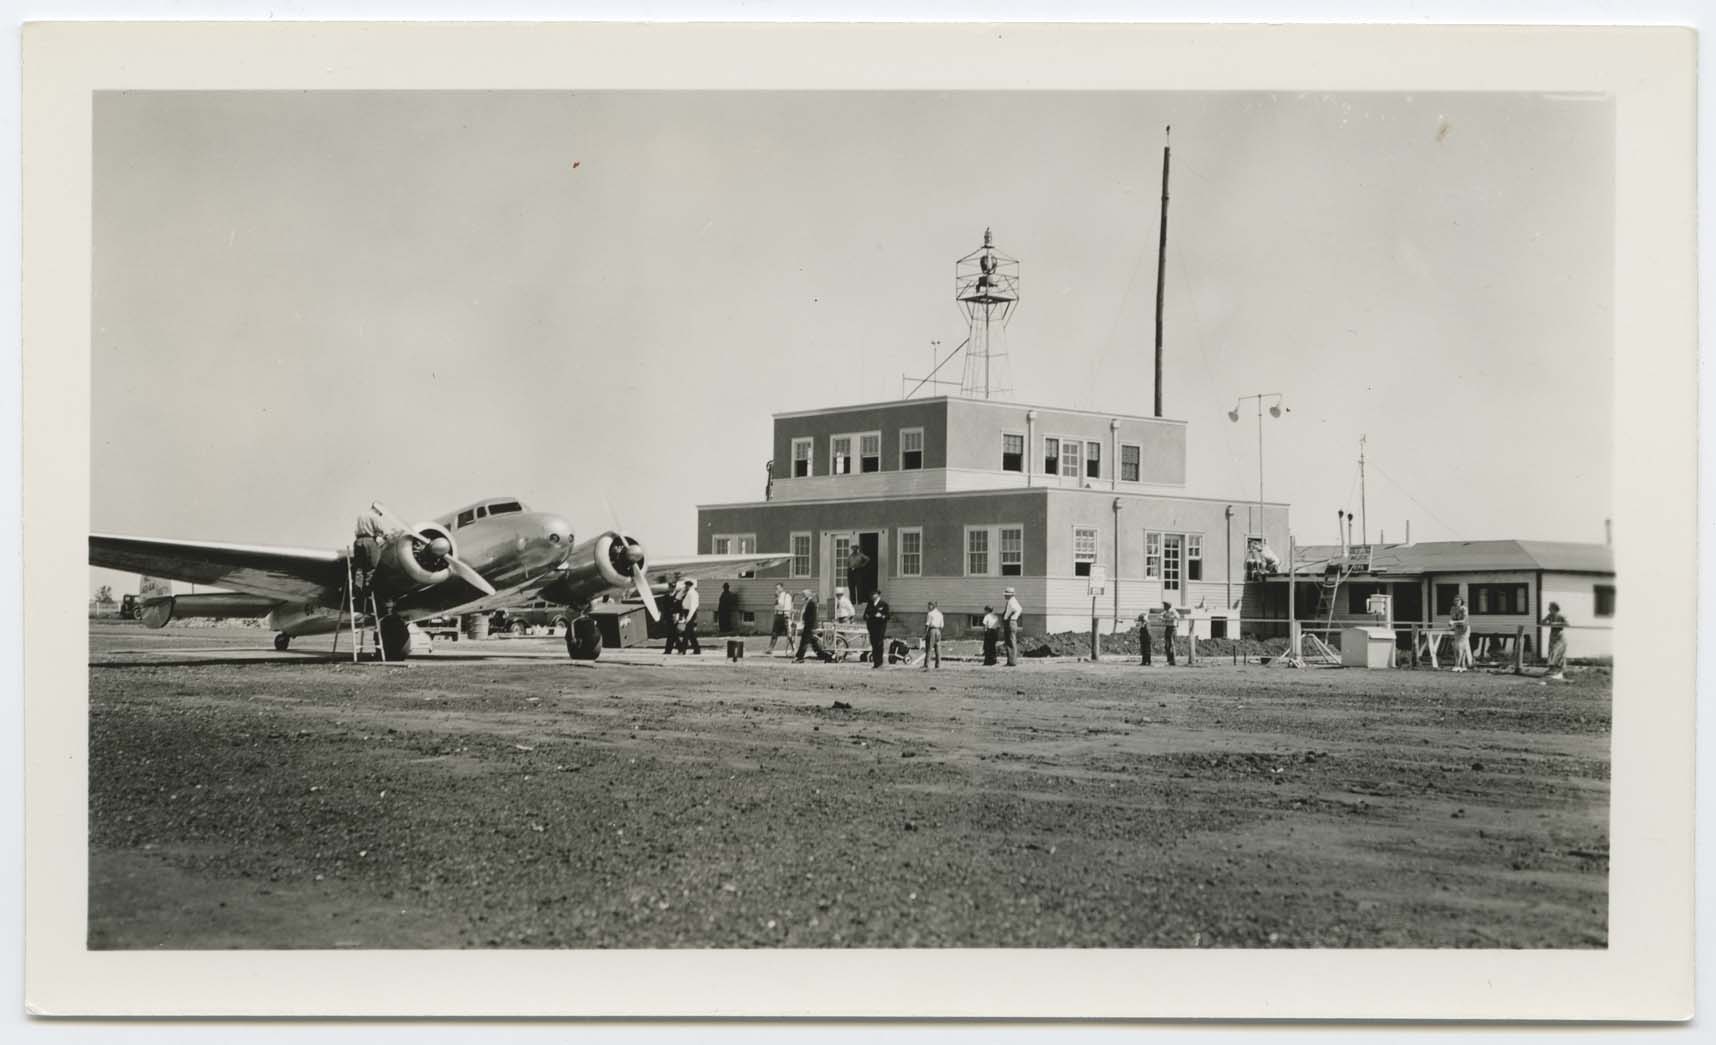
[
  {"xmin": 794, "ymin": 589, "xmax": 833, "ymax": 663},
  {"xmin": 1450, "ymin": 595, "xmax": 1473, "ymax": 672},
  {"xmin": 767, "ymin": 583, "xmax": 793, "ymax": 656},
  {"xmin": 981, "ymin": 606, "xmax": 1000, "ymax": 666},
  {"xmin": 678, "ymin": 578, "xmax": 703, "ymax": 655},
  {"xmin": 1136, "ymin": 610, "xmax": 1154, "ymax": 666},
  {"xmin": 716, "ymin": 582, "xmax": 737, "ymax": 635},
  {"xmin": 1161, "ymin": 601, "xmax": 1180, "ymax": 667},
  {"xmin": 922, "ymin": 601, "xmax": 944, "ymax": 671},
  {"xmin": 1540, "ymin": 601, "xmax": 1569, "ymax": 681},
  {"xmin": 864, "ymin": 590, "xmax": 892, "ymax": 669},
  {"xmin": 662, "ymin": 581, "xmax": 684, "ymax": 654},
  {"xmin": 1002, "ymin": 587, "xmax": 1023, "ymax": 667}
]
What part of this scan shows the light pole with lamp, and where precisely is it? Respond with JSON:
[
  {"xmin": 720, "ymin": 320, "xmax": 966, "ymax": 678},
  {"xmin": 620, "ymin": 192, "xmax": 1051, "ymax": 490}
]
[{"xmin": 1227, "ymin": 393, "xmax": 1289, "ymax": 537}]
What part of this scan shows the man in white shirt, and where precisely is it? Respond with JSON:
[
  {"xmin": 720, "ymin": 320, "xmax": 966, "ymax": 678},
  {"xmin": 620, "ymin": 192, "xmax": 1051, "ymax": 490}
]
[
  {"xmin": 767, "ymin": 583, "xmax": 793, "ymax": 656},
  {"xmin": 922, "ymin": 601, "xmax": 944, "ymax": 671},
  {"xmin": 1002, "ymin": 587, "xmax": 1023, "ymax": 667},
  {"xmin": 1160, "ymin": 601, "xmax": 1180, "ymax": 667}
]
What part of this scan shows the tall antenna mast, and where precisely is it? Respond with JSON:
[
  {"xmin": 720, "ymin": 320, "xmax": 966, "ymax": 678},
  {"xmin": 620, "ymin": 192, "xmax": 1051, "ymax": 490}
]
[
  {"xmin": 1358, "ymin": 435, "xmax": 1369, "ymax": 546},
  {"xmin": 954, "ymin": 228, "xmax": 1020, "ymax": 399},
  {"xmin": 1153, "ymin": 125, "xmax": 1171, "ymax": 418}
]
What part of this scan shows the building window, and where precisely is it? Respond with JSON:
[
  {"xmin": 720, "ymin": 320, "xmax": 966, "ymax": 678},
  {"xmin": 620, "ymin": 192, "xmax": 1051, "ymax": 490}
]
[
  {"xmin": 1470, "ymin": 583, "xmax": 1529, "ymax": 615},
  {"xmin": 1043, "ymin": 437, "xmax": 1060, "ymax": 475},
  {"xmin": 1435, "ymin": 583, "xmax": 1460, "ymax": 616},
  {"xmin": 831, "ymin": 435, "xmax": 853, "ymax": 476},
  {"xmin": 900, "ymin": 428, "xmax": 924, "ymax": 470},
  {"xmin": 1145, "ymin": 532, "xmax": 1161, "ymax": 579},
  {"xmin": 711, "ymin": 533, "xmax": 756, "ymax": 556},
  {"xmin": 966, "ymin": 528, "xmax": 989, "ymax": 576},
  {"xmin": 1060, "ymin": 439, "xmax": 1081, "ymax": 480},
  {"xmin": 791, "ymin": 437, "xmax": 813, "ymax": 478},
  {"xmin": 1073, "ymin": 526, "xmax": 1098, "ymax": 577},
  {"xmin": 741, "ymin": 611, "xmax": 756, "ymax": 624},
  {"xmin": 1085, "ymin": 442, "xmax": 1101, "ymax": 479},
  {"xmin": 1162, "ymin": 533, "xmax": 1183, "ymax": 591},
  {"xmin": 898, "ymin": 528, "xmax": 922, "ymax": 577},
  {"xmin": 790, "ymin": 532, "xmax": 812, "ymax": 577},
  {"xmin": 1001, "ymin": 432, "xmax": 1024, "ymax": 472},
  {"xmin": 859, "ymin": 431, "xmax": 881, "ymax": 473},
  {"xmin": 1594, "ymin": 584, "xmax": 1615, "ymax": 617},
  {"xmin": 1121, "ymin": 443, "xmax": 1141, "ymax": 482},
  {"xmin": 1000, "ymin": 527, "xmax": 1024, "ymax": 576},
  {"xmin": 1186, "ymin": 535, "xmax": 1203, "ymax": 581}
]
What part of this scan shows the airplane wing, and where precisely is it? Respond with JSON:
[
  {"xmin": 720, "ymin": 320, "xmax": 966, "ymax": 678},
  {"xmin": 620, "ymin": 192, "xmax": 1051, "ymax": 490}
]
[
  {"xmin": 89, "ymin": 534, "xmax": 347, "ymax": 603},
  {"xmin": 642, "ymin": 552, "xmax": 791, "ymax": 584}
]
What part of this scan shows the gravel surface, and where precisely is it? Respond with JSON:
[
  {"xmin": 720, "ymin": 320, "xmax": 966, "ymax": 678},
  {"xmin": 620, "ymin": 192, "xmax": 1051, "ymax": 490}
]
[{"xmin": 89, "ymin": 624, "xmax": 1610, "ymax": 949}]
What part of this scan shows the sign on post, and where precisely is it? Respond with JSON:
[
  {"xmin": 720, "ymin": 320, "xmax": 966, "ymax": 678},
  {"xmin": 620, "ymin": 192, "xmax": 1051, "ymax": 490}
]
[{"xmin": 1087, "ymin": 565, "xmax": 1108, "ymax": 597}]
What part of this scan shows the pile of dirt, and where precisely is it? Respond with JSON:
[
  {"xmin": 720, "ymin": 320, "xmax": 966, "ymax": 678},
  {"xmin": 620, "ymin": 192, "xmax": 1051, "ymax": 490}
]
[{"xmin": 1021, "ymin": 630, "xmax": 1290, "ymax": 659}]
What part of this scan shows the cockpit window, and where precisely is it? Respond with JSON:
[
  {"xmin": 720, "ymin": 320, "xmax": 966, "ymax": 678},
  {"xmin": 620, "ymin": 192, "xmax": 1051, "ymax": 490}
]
[
  {"xmin": 475, "ymin": 505, "xmax": 488, "ymax": 519},
  {"xmin": 456, "ymin": 509, "xmax": 476, "ymax": 528},
  {"xmin": 486, "ymin": 501, "xmax": 523, "ymax": 516}
]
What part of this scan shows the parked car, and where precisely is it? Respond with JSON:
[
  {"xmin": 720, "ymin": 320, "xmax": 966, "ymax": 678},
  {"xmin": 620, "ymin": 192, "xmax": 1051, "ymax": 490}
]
[{"xmin": 491, "ymin": 599, "xmax": 571, "ymax": 635}]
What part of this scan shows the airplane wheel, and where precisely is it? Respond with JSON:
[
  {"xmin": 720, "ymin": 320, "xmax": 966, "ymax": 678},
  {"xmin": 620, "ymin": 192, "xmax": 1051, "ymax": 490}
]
[
  {"xmin": 566, "ymin": 617, "xmax": 603, "ymax": 661},
  {"xmin": 274, "ymin": 632, "xmax": 290, "ymax": 652},
  {"xmin": 379, "ymin": 614, "xmax": 413, "ymax": 661}
]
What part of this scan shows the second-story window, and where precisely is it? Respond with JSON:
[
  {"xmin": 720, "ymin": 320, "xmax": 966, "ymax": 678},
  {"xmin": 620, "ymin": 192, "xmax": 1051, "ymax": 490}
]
[
  {"xmin": 792, "ymin": 437, "xmax": 813, "ymax": 478},
  {"xmin": 1121, "ymin": 444, "xmax": 1141, "ymax": 482},
  {"xmin": 1060, "ymin": 439, "xmax": 1080, "ymax": 479},
  {"xmin": 1044, "ymin": 437, "xmax": 1060, "ymax": 475},
  {"xmin": 1085, "ymin": 442, "xmax": 1101, "ymax": 479},
  {"xmin": 831, "ymin": 435, "xmax": 853, "ymax": 476},
  {"xmin": 900, "ymin": 428, "xmax": 924, "ymax": 470},
  {"xmin": 860, "ymin": 432, "xmax": 881, "ymax": 473},
  {"xmin": 1002, "ymin": 433, "xmax": 1024, "ymax": 472}
]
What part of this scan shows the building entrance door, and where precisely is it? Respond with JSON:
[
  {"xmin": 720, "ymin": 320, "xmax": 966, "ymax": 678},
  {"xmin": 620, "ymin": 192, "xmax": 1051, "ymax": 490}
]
[
  {"xmin": 1162, "ymin": 533, "xmax": 1184, "ymax": 604},
  {"xmin": 848, "ymin": 532, "xmax": 881, "ymax": 603}
]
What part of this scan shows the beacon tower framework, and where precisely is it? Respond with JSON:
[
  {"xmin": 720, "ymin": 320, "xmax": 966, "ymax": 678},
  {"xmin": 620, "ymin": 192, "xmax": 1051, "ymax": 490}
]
[{"xmin": 954, "ymin": 228, "xmax": 1019, "ymax": 400}]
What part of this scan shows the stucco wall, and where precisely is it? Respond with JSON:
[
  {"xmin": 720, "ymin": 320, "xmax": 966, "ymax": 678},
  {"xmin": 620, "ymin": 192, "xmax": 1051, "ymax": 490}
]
[
  {"xmin": 772, "ymin": 400, "xmax": 947, "ymax": 479},
  {"xmin": 942, "ymin": 398, "xmax": 1187, "ymax": 486}
]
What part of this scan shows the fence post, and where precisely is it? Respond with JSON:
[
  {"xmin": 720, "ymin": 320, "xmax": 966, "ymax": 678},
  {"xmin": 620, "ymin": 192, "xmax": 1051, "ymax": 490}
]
[
  {"xmin": 1410, "ymin": 625, "xmax": 1419, "ymax": 669},
  {"xmin": 1514, "ymin": 624, "xmax": 1525, "ymax": 675},
  {"xmin": 1090, "ymin": 595, "xmax": 1098, "ymax": 663}
]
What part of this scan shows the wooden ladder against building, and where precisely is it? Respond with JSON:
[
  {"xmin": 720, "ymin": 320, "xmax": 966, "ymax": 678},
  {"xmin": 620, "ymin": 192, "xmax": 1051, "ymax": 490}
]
[{"xmin": 1312, "ymin": 564, "xmax": 1347, "ymax": 630}]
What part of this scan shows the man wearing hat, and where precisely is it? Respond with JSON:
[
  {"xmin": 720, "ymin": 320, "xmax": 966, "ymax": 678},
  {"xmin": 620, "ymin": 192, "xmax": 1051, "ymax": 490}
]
[
  {"xmin": 863, "ymin": 589, "xmax": 892, "ymax": 669},
  {"xmin": 1001, "ymin": 586, "xmax": 1023, "ymax": 667},
  {"xmin": 794, "ymin": 589, "xmax": 833, "ymax": 663},
  {"xmin": 1160, "ymin": 601, "xmax": 1181, "ymax": 667}
]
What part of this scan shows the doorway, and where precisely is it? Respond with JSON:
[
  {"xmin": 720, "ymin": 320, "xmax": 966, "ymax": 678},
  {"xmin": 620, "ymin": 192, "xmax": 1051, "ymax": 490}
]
[{"xmin": 848, "ymin": 531, "xmax": 881, "ymax": 603}]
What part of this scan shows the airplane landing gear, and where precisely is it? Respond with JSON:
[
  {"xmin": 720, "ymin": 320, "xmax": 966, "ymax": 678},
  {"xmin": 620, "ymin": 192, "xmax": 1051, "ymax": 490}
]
[
  {"xmin": 378, "ymin": 614, "xmax": 413, "ymax": 662},
  {"xmin": 566, "ymin": 616, "xmax": 603, "ymax": 661},
  {"xmin": 274, "ymin": 632, "xmax": 290, "ymax": 652}
]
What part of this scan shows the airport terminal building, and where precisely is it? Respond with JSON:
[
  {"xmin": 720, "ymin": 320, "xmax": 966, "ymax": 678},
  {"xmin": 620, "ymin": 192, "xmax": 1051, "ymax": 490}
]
[{"xmin": 694, "ymin": 395, "xmax": 1290, "ymax": 635}]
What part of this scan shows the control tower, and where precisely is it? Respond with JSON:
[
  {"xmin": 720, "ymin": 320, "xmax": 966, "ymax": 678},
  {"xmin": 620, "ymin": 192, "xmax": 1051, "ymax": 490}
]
[{"xmin": 954, "ymin": 228, "xmax": 1019, "ymax": 399}]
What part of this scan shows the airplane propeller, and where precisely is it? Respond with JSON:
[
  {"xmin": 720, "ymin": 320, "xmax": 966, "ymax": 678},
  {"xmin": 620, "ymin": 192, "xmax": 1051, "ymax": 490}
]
[
  {"xmin": 370, "ymin": 501, "xmax": 497, "ymax": 597},
  {"xmin": 604, "ymin": 499, "xmax": 660, "ymax": 623}
]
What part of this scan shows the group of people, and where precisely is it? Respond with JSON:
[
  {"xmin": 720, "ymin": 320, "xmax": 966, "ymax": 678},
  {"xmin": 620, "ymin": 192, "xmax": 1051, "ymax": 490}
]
[
  {"xmin": 1132, "ymin": 602, "xmax": 1185, "ymax": 666},
  {"xmin": 1446, "ymin": 595, "xmax": 1571, "ymax": 680},
  {"xmin": 660, "ymin": 577, "xmax": 702, "ymax": 655},
  {"xmin": 761, "ymin": 582, "xmax": 1024, "ymax": 669}
]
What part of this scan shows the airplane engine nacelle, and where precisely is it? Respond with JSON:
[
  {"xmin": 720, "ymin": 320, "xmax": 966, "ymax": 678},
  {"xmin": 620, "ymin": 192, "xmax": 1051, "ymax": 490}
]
[
  {"xmin": 540, "ymin": 531, "xmax": 643, "ymax": 607},
  {"xmin": 375, "ymin": 522, "xmax": 460, "ymax": 591}
]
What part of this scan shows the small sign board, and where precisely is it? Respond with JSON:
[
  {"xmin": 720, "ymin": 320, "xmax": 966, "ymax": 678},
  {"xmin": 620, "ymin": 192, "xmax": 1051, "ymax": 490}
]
[
  {"xmin": 1087, "ymin": 565, "xmax": 1108, "ymax": 597},
  {"xmin": 1345, "ymin": 544, "xmax": 1375, "ymax": 572}
]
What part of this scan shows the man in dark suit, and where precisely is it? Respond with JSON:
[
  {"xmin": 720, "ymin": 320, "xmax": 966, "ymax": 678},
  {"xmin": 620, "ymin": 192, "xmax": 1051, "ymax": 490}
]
[
  {"xmin": 716, "ymin": 582, "xmax": 737, "ymax": 634},
  {"xmin": 794, "ymin": 589, "xmax": 833, "ymax": 663},
  {"xmin": 863, "ymin": 590, "xmax": 892, "ymax": 669}
]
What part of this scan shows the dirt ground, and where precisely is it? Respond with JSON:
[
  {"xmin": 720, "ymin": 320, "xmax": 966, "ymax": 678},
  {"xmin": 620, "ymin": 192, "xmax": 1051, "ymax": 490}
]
[{"xmin": 87, "ymin": 622, "xmax": 1610, "ymax": 949}]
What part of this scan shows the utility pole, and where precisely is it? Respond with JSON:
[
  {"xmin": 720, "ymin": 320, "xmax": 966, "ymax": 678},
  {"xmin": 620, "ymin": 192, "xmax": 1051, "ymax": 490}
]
[
  {"xmin": 1153, "ymin": 125, "xmax": 1171, "ymax": 418},
  {"xmin": 1358, "ymin": 435, "xmax": 1369, "ymax": 546}
]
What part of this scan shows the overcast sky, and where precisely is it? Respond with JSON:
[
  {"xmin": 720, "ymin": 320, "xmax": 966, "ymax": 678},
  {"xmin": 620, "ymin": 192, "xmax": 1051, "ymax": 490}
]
[{"xmin": 90, "ymin": 90, "xmax": 1612, "ymax": 594}]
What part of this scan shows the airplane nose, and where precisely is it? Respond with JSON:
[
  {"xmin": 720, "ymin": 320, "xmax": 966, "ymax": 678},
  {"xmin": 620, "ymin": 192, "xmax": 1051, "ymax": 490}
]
[{"xmin": 544, "ymin": 515, "xmax": 573, "ymax": 548}]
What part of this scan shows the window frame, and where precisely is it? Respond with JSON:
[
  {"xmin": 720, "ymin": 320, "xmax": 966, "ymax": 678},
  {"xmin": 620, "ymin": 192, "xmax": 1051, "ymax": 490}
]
[
  {"xmin": 1043, "ymin": 437, "xmax": 1060, "ymax": 475},
  {"xmin": 858, "ymin": 430, "xmax": 883, "ymax": 473},
  {"xmin": 790, "ymin": 437, "xmax": 814, "ymax": 479},
  {"xmin": 789, "ymin": 531, "xmax": 813, "ymax": 578},
  {"xmin": 1469, "ymin": 582, "xmax": 1530, "ymax": 615},
  {"xmin": 897, "ymin": 526, "xmax": 923, "ymax": 578},
  {"xmin": 1594, "ymin": 583, "xmax": 1616, "ymax": 618},
  {"xmin": 965, "ymin": 523, "xmax": 1025, "ymax": 577},
  {"xmin": 964, "ymin": 526, "xmax": 990, "ymax": 577},
  {"xmin": 1001, "ymin": 431, "xmax": 1025, "ymax": 473},
  {"xmin": 1073, "ymin": 525, "xmax": 1099, "ymax": 578},
  {"xmin": 712, "ymin": 533, "xmax": 757, "ymax": 556},
  {"xmin": 1085, "ymin": 441, "xmax": 1101, "ymax": 480},
  {"xmin": 1060, "ymin": 438, "xmax": 1082, "ymax": 480},
  {"xmin": 899, "ymin": 427, "xmax": 925, "ymax": 471},
  {"xmin": 1120, "ymin": 442, "xmax": 1142, "ymax": 483},
  {"xmin": 1186, "ymin": 534, "xmax": 1203, "ymax": 581},
  {"xmin": 1145, "ymin": 531, "xmax": 1162, "ymax": 579},
  {"xmin": 999, "ymin": 525, "xmax": 1024, "ymax": 576},
  {"xmin": 1161, "ymin": 532, "xmax": 1184, "ymax": 592},
  {"xmin": 830, "ymin": 434, "xmax": 855, "ymax": 477}
]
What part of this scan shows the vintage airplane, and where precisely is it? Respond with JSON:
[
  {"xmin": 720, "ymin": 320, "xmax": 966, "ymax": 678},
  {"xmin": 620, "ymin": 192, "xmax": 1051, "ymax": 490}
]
[{"xmin": 89, "ymin": 497, "xmax": 784, "ymax": 661}]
